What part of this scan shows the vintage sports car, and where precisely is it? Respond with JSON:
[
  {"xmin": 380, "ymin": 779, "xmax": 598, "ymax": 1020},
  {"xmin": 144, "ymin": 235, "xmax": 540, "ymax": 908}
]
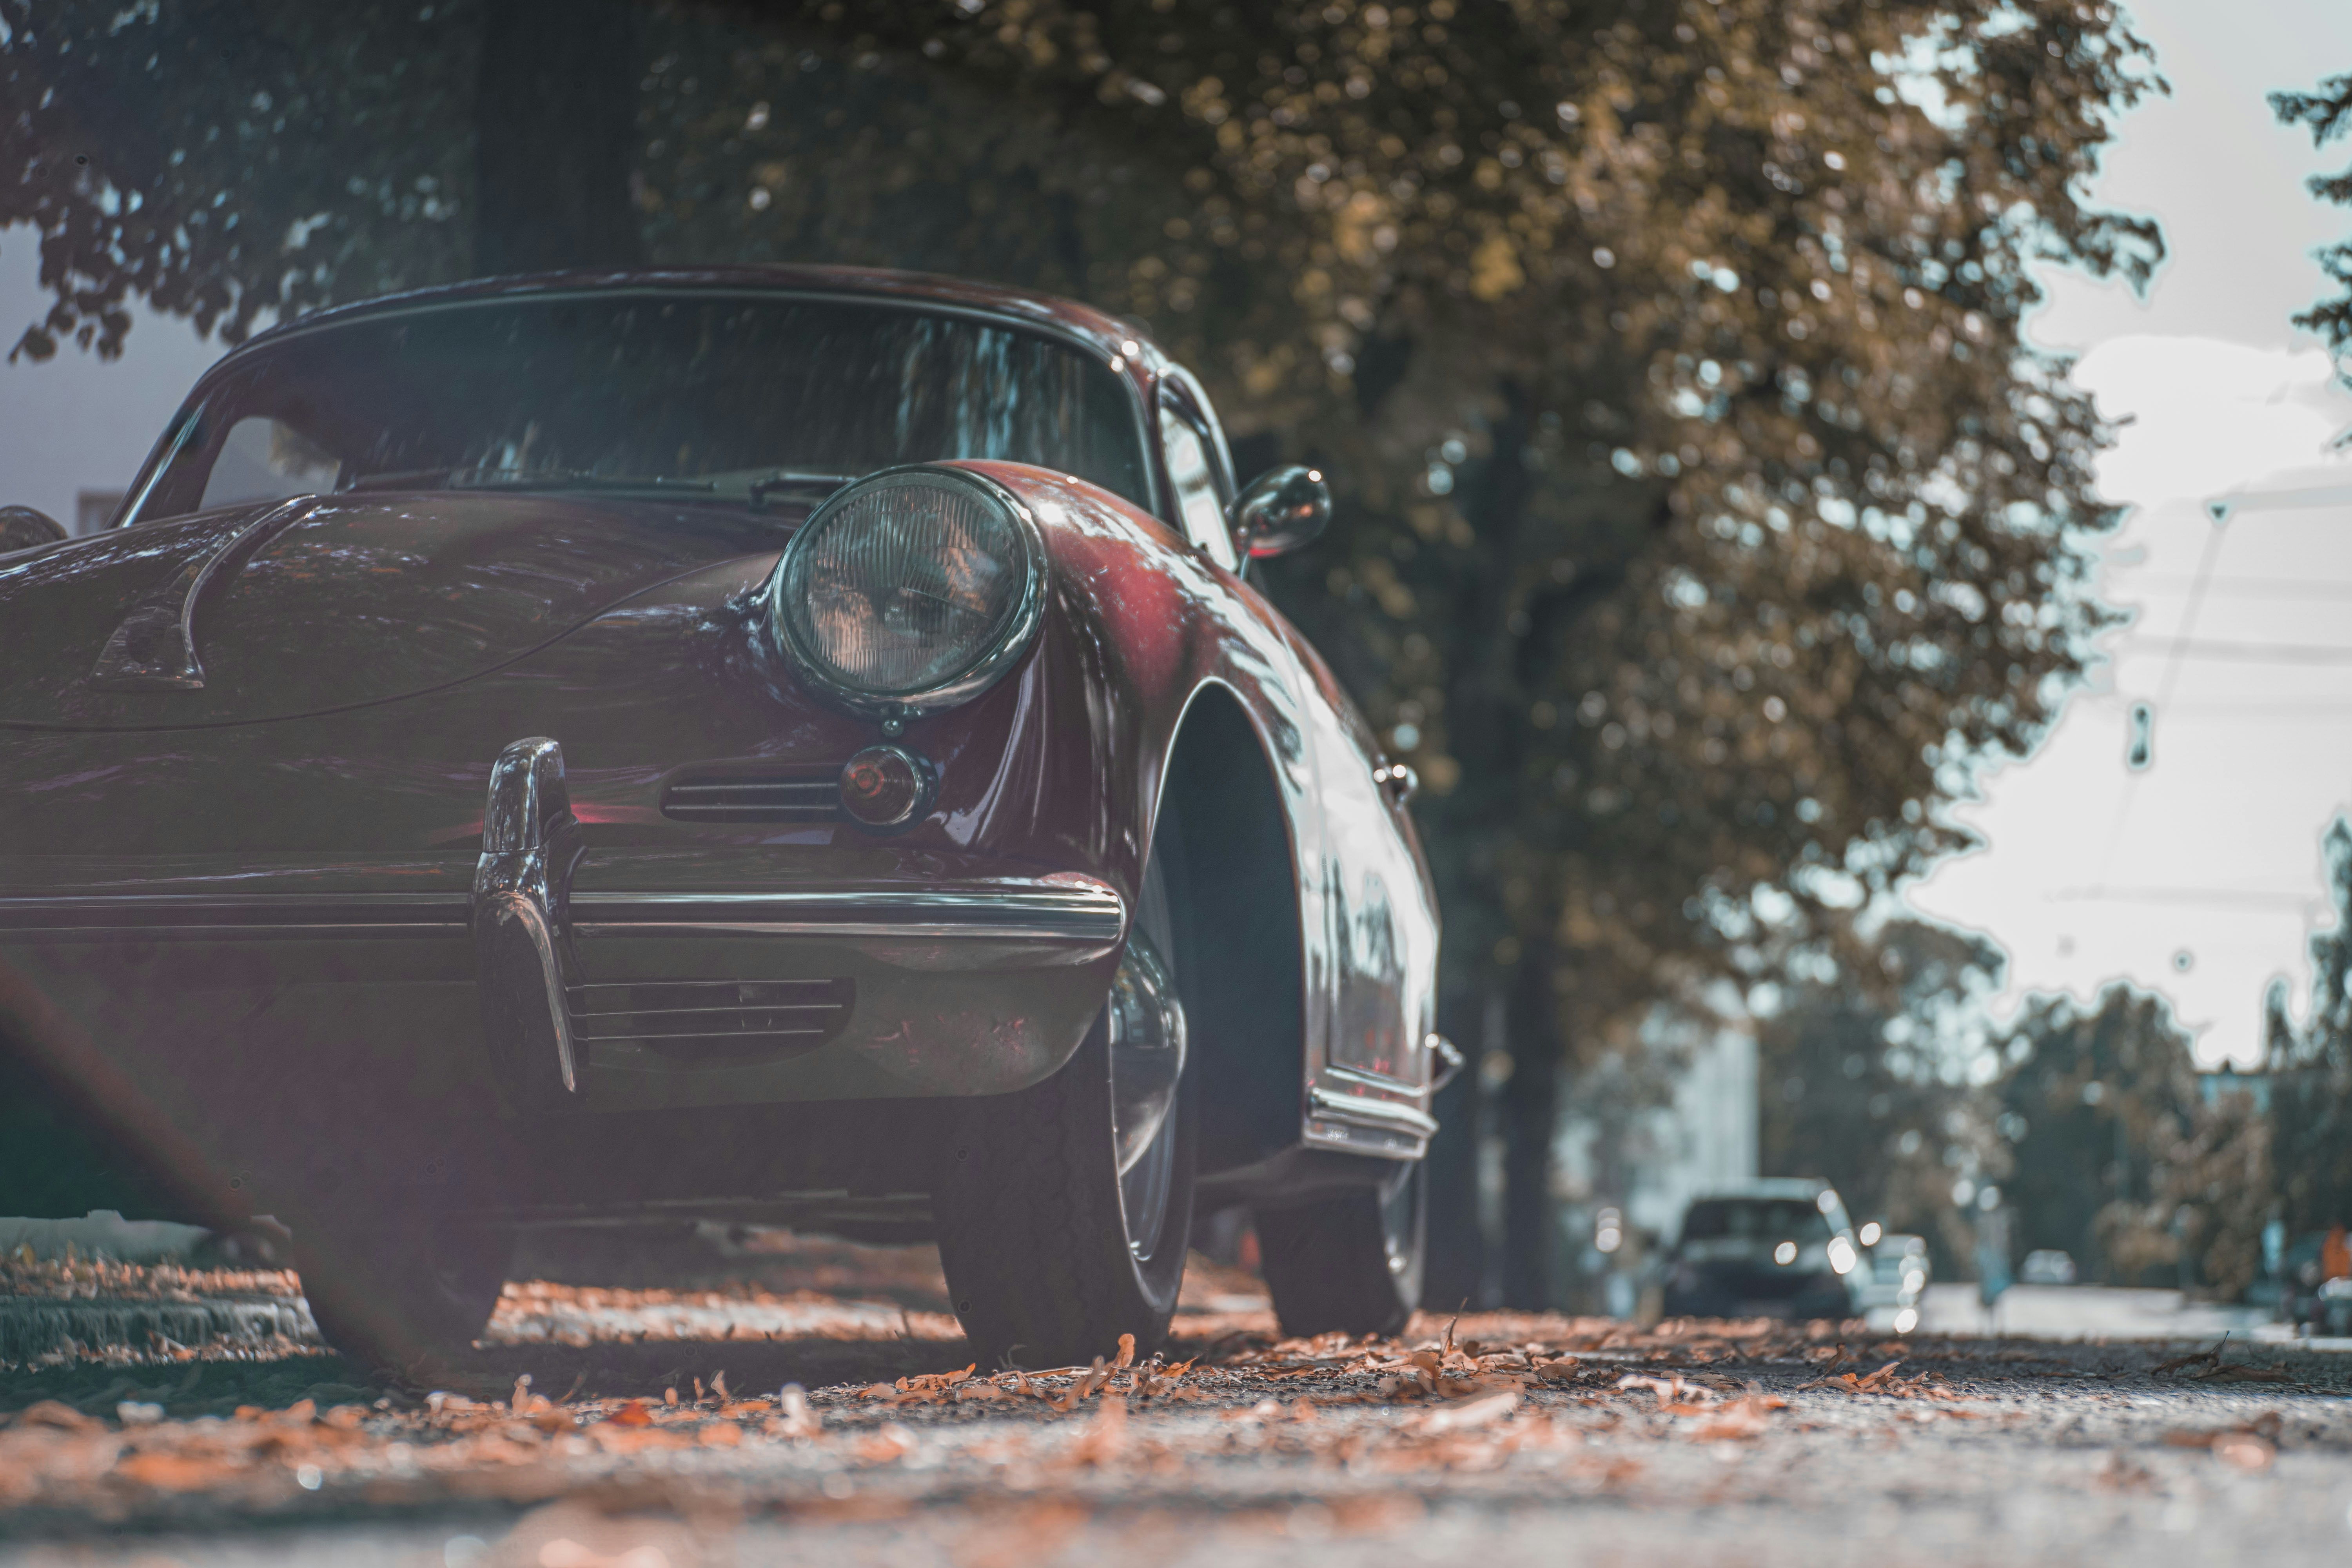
[{"xmin": 0, "ymin": 267, "xmax": 1451, "ymax": 1371}]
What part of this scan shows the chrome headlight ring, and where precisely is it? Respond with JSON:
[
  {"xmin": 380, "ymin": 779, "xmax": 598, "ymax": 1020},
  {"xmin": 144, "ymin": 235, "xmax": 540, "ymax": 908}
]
[{"xmin": 768, "ymin": 463, "xmax": 1049, "ymax": 720}]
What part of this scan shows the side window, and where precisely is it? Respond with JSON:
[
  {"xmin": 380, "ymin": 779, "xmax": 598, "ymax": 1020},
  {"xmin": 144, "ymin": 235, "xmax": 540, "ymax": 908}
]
[
  {"xmin": 1160, "ymin": 401, "xmax": 1237, "ymax": 570},
  {"xmin": 198, "ymin": 416, "xmax": 341, "ymax": 512}
]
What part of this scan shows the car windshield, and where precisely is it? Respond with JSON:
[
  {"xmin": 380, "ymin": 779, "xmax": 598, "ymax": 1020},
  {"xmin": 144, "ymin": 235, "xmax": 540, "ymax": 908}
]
[
  {"xmin": 123, "ymin": 293, "xmax": 1151, "ymax": 524},
  {"xmin": 1679, "ymin": 1198, "xmax": 1833, "ymax": 1247}
]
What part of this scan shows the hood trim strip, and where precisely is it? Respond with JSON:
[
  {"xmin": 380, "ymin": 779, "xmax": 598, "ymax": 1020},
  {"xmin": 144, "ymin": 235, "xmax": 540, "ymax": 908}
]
[{"xmin": 86, "ymin": 498, "xmax": 318, "ymax": 692}]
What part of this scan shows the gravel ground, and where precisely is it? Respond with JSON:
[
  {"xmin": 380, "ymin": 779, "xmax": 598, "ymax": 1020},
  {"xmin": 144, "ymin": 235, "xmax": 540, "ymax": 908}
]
[{"xmin": 3, "ymin": 1240, "xmax": 2349, "ymax": 1566}]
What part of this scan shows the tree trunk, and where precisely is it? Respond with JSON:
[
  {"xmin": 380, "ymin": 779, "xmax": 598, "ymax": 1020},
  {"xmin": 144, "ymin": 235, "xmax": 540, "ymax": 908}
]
[
  {"xmin": 1498, "ymin": 945, "xmax": 1559, "ymax": 1307},
  {"xmin": 473, "ymin": 0, "xmax": 644, "ymax": 276},
  {"xmin": 1421, "ymin": 986, "xmax": 1489, "ymax": 1311}
]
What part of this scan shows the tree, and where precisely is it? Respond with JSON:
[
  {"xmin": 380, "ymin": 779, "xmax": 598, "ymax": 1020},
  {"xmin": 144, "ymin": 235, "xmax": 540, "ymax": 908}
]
[
  {"xmin": 2272, "ymin": 72, "xmax": 2352, "ymax": 354},
  {"xmin": 2266, "ymin": 815, "xmax": 2352, "ymax": 1236},
  {"xmin": 1996, "ymin": 985, "xmax": 2266, "ymax": 1292},
  {"xmin": 1757, "ymin": 919, "xmax": 2007, "ymax": 1277},
  {"xmin": 6, "ymin": 0, "xmax": 2162, "ymax": 1304},
  {"xmin": 0, "ymin": 0, "xmax": 641, "ymax": 359}
]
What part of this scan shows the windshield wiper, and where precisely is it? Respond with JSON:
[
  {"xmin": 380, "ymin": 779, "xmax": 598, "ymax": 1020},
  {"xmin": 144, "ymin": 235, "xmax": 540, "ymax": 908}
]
[
  {"xmin": 745, "ymin": 470, "xmax": 855, "ymax": 505},
  {"xmin": 447, "ymin": 469, "xmax": 716, "ymax": 495},
  {"xmin": 336, "ymin": 465, "xmax": 710, "ymax": 496}
]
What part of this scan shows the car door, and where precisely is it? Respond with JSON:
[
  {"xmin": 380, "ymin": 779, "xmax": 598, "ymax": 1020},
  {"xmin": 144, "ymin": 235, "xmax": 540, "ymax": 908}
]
[
  {"xmin": 1154, "ymin": 371, "xmax": 1441, "ymax": 1138},
  {"xmin": 1290, "ymin": 636, "xmax": 1439, "ymax": 1093}
]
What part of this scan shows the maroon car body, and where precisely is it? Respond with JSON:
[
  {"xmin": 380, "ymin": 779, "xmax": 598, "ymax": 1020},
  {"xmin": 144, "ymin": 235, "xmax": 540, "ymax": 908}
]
[{"xmin": 0, "ymin": 267, "xmax": 1445, "ymax": 1363}]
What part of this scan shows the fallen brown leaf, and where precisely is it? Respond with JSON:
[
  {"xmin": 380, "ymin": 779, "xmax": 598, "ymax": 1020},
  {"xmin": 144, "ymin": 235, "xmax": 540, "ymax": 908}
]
[
  {"xmin": 112, "ymin": 1451, "xmax": 243, "ymax": 1491},
  {"xmin": 1414, "ymin": 1388, "xmax": 1520, "ymax": 1433},
  {"xmin": 2214, "ymin": 1434, "xmax": 2275, "ymax": 1470},
  {"xmin": 1685, "ymin": 1395, "xmax": 1787, "ymax": 1442}
]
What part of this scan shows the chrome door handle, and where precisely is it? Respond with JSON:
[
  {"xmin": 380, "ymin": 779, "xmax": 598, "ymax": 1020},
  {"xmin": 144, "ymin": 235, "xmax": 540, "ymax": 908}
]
[
  {"xmin": 1372, "ymin": 760, "xmax": 1417, "ymax": 804},
  {"xmin": 1426, "ymin": 1032, "xmax": 1465, "ymax": 1093}
]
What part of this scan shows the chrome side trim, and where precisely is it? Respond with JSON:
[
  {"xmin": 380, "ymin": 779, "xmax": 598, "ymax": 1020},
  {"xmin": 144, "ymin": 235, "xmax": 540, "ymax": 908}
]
[{"xmin": 1308, "ymin": 1085, "xmax": 1439, "ymax": 1140}]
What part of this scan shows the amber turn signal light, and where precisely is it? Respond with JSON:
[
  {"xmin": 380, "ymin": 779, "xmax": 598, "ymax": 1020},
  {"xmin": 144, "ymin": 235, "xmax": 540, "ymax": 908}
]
[{"xmin": 839, "ymin": 744, "xmax": 932, "ymax": 829}]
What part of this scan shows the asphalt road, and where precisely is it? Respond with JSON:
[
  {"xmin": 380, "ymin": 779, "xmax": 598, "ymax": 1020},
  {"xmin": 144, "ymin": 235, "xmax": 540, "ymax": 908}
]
[{"xmin": 3, "ymin": 1241, "xmax": 2349, "ymax": 1567}]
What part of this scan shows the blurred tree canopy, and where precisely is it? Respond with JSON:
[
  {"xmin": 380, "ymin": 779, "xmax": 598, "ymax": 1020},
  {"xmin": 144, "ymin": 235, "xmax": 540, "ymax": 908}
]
[
  {"xmin": 2272, "ymin": 71, "xmax": 2352, "ymax": 354},
  {"xmin": 1998, "ymin": 986, "xmax": 2266, "ymax": 1294},
  {"xmin": 1765, "ymin": 936, "xmax": 2270, "ymax": 1294},
  {"xmin": 1757, "ymin": 918, "xmax": 2005, "ymax": 1277},
  {"xmin": 5, "ymin": 0, "xmax": 2164, "ymax": 1303}
]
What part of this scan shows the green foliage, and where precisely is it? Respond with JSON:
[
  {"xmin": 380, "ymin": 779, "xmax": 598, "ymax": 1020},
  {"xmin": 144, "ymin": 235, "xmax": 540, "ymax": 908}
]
[{"xmin": 2271, "ymin": 72, "xmax": 2352, "ymax": 354}]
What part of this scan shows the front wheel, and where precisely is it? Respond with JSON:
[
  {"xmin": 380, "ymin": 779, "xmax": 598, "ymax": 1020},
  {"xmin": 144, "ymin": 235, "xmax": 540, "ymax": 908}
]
[
  {"xmin": 296, "ymin": 1207, "xmax": 513, "ymax": 1377},
  {"xmin": 933, "ymin": 838, "xmax": 1194, "ymax": 1370},
  {"xmin": 1256, "ymin": 1158, "xmax": 1425, "ymax": 1338}
]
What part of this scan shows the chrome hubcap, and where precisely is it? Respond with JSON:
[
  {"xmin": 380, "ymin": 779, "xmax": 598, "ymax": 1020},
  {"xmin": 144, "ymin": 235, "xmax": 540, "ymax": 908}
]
[
  {"xmin": 1109, "ymin": 932, "xmax": 1186, "ymax": 1179},
  {"xmin": 1111, "ymin": 851, "xmax": 1186, "ymax": 1265},
  {"xmin": 1380, "ymin": 1163, "xmax": 1422, "ymax": 1278}
]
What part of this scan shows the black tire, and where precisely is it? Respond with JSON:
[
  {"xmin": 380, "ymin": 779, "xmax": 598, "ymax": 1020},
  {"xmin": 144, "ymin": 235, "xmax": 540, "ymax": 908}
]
[
  {"xmin": 296, "ymin": 1207, "xmax": 513, "ymax": 1377},
  {"xmin": 1257, "ymin": 1158, "xmax": 1426, "ymax": 1338},
  {"xmin": 933, "ymin": 831, "xmax": 1196, "ymax": 1370}
]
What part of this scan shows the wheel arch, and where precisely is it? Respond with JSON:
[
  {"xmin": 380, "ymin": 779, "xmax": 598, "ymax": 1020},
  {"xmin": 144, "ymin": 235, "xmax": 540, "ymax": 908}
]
[{"xmin": 1151, "ymin": 680, "xmax": 1307, "ymax": 1181}]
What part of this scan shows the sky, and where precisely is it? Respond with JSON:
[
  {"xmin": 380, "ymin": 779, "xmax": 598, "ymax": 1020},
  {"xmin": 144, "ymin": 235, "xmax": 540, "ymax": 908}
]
[
  {"xmin": 1907, "ymin": 0, "xmax": 2352, "ymax": 1066},
  {"xmin": 2, "ymin": 1, "xmax": 2350, "ymax": 1065}
]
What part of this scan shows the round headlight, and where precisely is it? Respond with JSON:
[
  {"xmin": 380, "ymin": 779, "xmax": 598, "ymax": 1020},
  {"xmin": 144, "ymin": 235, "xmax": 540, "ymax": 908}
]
[{"xmin": 772, "ymin": 466, "xmax": 1042, "ymax": 709}]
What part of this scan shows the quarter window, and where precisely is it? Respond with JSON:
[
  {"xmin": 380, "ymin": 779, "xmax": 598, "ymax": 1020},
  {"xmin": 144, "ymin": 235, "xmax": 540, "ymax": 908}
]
[{"xmin": 199, "ymin": 416, "xmax": 343, "ymax": 512}]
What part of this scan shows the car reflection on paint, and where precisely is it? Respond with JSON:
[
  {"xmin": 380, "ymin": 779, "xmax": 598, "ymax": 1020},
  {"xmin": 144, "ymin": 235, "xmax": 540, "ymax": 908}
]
[{"xmin": 1663, "ymin": 1179, "xmax": 1863, "ymax": 1323}]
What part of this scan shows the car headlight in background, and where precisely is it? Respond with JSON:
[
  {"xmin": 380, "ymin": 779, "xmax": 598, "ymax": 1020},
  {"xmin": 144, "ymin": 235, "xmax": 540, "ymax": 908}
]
[
  {"xmin": 772, "ymin": 465, "xmax": 1045, "ymax": 715},
  {"xmin": 1826, "ymin": 1235, "xmax": 1858, "ymax": 1276}
]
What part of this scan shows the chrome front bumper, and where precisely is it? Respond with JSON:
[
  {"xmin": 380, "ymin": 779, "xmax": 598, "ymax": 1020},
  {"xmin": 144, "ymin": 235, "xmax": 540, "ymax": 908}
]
[
  {"xmin": 0, "ymin": 884, "xmax": 1127, "ymax": 946},
  {"xmin": 570, "ymin": 886, "xmax": 1127, "ymax": 942},
  {"xmin": 0, "ymin": 739, "xmax": 1126, "ymax": 1114}
]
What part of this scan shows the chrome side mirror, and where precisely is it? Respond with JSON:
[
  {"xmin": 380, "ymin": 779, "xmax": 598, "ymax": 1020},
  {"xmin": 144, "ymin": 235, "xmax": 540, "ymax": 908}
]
[
  {"xmin": 0, "ymin": 506, "xmax": 69, "ymax": 552},
  {"xmin": 1230, "ymin": 465, "xmax": 1330, "ymax": 559}
]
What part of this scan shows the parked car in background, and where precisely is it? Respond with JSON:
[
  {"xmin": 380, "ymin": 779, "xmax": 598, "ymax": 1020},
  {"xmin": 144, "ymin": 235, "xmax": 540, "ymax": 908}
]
[
  {"xmin": 1662, "ymin": 1180, "xmax": 1862, "ymax": 1322},
  {"xmin": 2282, "ymin": 1230, "xmax": 2352, "ymax": 1336},
  {"xmin": 1852, "ymin": 1230, "xmax": 1931, "ymax": 1330},
  {"xmin": 0, "ymin": 266, "xmax": 1450, "ymax": 1374},
  {"xmin": 2019, "ymin": 1249, "xmax": 2078, "ymax": 1287}
]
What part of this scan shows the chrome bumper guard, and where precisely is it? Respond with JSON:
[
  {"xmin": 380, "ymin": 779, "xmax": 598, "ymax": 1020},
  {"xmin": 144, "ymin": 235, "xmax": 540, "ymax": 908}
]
[{"xmin": 474, "ymin": 737, "xmax": 586, "ymax": 1112}]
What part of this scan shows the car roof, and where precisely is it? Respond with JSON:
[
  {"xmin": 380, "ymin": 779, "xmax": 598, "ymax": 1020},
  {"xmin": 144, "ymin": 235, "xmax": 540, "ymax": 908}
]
[
  {"xmin": 221, "ymin": 264, "xmax": 1151, "ymax": 371},
  {"xmin": 1688, "ymin": 1180, "xmax": 1836, "ymax": 1202}
]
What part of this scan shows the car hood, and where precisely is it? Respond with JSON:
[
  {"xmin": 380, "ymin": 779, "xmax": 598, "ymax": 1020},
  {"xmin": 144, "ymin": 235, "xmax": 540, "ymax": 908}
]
[{"xmin": 0, "ymin": 494, "xmax": 795, "ymax": 730}]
